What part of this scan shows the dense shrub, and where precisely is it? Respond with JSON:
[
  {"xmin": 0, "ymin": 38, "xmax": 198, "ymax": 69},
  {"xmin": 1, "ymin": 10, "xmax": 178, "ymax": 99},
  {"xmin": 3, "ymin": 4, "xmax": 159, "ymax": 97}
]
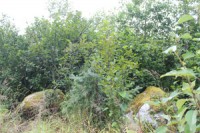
[{"xmin": 0, "ymin": 0, "xmax": 200, "ymax": 131}]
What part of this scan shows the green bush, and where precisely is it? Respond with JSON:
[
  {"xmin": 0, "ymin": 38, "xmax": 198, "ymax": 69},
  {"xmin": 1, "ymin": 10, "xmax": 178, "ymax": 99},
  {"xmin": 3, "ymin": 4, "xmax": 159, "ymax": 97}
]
[{"xmin": 61, "ymin": 69, "xmax": 107, "ymax": 128}]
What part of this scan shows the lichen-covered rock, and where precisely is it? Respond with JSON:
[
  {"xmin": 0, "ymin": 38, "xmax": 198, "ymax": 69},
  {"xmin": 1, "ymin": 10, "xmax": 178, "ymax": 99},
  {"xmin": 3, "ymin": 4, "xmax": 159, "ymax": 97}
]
[
  {"xmin": 136, "ymin": 103, "xmax": 169, "ymax": 128},
  {"xmin": 128, "ymin": 86, "xmax": 165, "ymax": 114},
  {"xmin": 18, "ymin": 89, "xmax": 64, "ymax": 118},
  {"xmin": 124, "ymin": 87, "xmax": 166, "ymax": 131}
]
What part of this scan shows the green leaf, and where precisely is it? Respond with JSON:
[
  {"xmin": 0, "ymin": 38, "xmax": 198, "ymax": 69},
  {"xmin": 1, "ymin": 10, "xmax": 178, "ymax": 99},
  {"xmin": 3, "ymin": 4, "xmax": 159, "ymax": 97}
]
[
  {"xmin": 182, "ymin": 82, "xmax": 192, "ymax": 95},
  {"xmin": 161, "ymin": 91, "xmax": 180, "ymax": 103},
  {"xmin": 109, "ymin": 111, "xmax": 113, "ymax": 117},
  {"xmin": 178, "ymin": 14, "xmax": 194, "ymax": 24},
  {"xmin": 177, "ymin": 106, "xmax": 187, "ymax": 120},
  {"xmin": 195, "ymin": 33, "xmax": 200, "ymax": 37},
  {"xmin": 178, "ymin": 119, "xmax": 186, "ymax": 132},
  {"xmin": 181, "ymin": 33, "xmax": 192, "ymax": 39},
  {"xmin": 161, "ymin": 69, "xmax": 196, "ymax": 78},
  {"xmin": 120, "ymin": 103, "xmax": 127, "ymax": 112},
  {"xmin": 103, "ymin": 107, "xmax": 109, "ymax": 111},
  {"xmin": 155, "ymin": 126, "xmax": 168, "ymax": 133},
  {"xmin": 182, "ymin": 52, "xmax": 195, "ymax": 60},
  {"xmin": 197, "ymin": 124, "xmax": 200, "ymax": 131},
  {"xmin": 196, "ymin": 50, "xmax": 200, "ymax": 55},
  {"xmin": 176, "ymin": 99, "xmax": 187, "ymax": 110},
  {"xmin": 119, "ymin": 91, "xmax": 131, "ymax": 100},
  {"xmin": 119, "ymin": 91, "xmax": 127, "ymax": 98},
  {"xmin": 111, "ymin": 122, "xmax": 118, "ymax": 128},
  {"xmin": 195, "ymin": 87, "xmax": 200, "ymax": 94},
  {"xmin": 123, "ymin": 45, "xmax": 128, "ymax": 49},
  {"xmin": 184, "ymin": 124, "xmax": 190, "ymax": 133},
  {"xmin": 159, "ymin": 114, "xmax": 171, "ymax": 123},
  {"xmin": 185, "ymin": 110, "xmax": 197, "ymax": 133},
  {"xmin": 163, "ymin": 46, "xmax": 177, "ymax": 54},
  {"xmin": 191, "ymin": 80, "xmax": 196, "ymax": 89},
  {"xmin": 192, "ymin": 38, "xmax": 200, "ymax": 41}
]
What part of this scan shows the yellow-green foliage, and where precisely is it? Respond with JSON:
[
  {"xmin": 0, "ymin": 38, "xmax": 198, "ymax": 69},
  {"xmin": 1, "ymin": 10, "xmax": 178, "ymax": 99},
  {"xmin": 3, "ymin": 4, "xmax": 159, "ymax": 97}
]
[{"xmin": 128, "ymin": 86, "xmax": 165, "ymax": 114}]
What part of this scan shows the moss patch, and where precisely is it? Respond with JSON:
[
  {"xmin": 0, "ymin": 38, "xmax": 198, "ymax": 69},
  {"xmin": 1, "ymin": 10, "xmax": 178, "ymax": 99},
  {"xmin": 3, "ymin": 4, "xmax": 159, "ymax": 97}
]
[{"xmin": 128, "ymin": 86, "xmax": 165, "ymax": 114}]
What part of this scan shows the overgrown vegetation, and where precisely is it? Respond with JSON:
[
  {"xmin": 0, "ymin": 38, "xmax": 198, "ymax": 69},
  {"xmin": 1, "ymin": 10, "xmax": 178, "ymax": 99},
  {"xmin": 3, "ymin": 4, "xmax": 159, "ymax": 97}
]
[{"xmin": 0, "ymin": 0, "xmax": 200, "ymax": 132}]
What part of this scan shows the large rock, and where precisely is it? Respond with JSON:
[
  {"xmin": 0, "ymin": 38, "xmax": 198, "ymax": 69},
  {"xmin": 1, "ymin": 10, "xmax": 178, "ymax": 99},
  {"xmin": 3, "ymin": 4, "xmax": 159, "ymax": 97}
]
[
  {"xmin": 124, "ymin": 86, "xmax": 166, "ymax": 131},
  {"xmin": 18, "ymin": 89, "xmax": 64, "ymax": 118},
  {"xmin": 136, "ymin": 103, "xmax": 169, "ymax": 127},
  {"xmin": 128, "ymin": 86, "xmax": 165, "ymax": 114}
]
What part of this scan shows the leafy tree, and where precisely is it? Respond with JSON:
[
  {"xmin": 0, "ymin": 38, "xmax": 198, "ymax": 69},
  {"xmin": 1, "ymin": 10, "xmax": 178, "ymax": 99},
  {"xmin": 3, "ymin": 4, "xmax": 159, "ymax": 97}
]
[{"xmin": 117, "ymin": 0, "xmax": 177, "ymax": 40}]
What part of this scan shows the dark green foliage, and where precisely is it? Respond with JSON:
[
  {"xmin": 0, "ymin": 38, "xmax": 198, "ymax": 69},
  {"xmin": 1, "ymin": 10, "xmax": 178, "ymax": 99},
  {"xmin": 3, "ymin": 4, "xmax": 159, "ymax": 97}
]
[
  {"xmin": 0, "ymin": 0, "xmax": 200, "ymax": 131},
  {"xmin": 117, "ymin": 0, "xmax": 177, "ymax": 40},
  {"xmin": 0, "ymin": 10, "xmax": 95, "ymax": 102},
  {"xmin": 61, "ymin": 69, "xmax": 107, "ymax": 128}
]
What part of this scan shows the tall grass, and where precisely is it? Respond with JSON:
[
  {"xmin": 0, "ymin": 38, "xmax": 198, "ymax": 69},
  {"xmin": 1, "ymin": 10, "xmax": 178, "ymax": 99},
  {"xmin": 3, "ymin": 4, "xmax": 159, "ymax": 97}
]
[{"xmin": 0, "ymin": 107, "xmax": 122, "ymax": 133}]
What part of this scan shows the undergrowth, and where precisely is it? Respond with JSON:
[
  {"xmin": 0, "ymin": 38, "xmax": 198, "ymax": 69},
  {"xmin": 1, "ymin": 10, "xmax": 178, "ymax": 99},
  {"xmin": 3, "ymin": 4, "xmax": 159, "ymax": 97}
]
[{"xmin": 0, "ymin": 108, "xmax": 121, "ymax": 133}]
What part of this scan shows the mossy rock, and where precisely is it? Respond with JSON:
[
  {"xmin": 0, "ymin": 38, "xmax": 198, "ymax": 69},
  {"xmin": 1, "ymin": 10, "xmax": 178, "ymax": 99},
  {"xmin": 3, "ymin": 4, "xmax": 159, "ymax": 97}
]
[
  {"xmin": 128, "ymin": 86, "xmax": 165, "ymax": 114},
  {"xmin": 18, "ymin": 89, "xmax": 64, "ymax": 118}
]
